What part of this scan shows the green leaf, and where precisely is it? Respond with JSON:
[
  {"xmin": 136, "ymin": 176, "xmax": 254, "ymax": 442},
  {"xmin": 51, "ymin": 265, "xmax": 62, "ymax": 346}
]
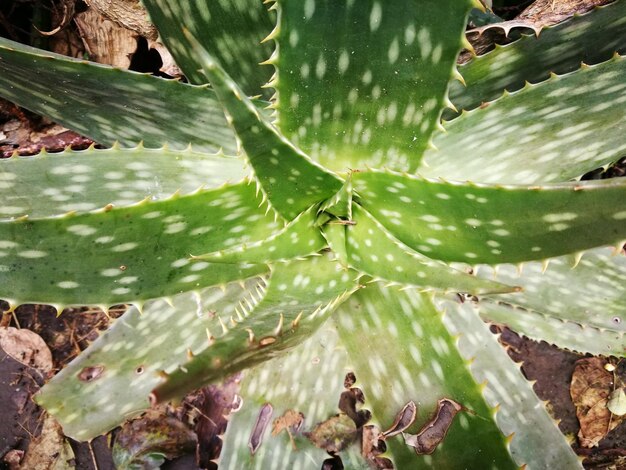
[
  {"xmin": 219, "ymin": 322, "xmax": 365, "ymax": 469},
  {"xmin": 274, "ymin": 0, "xmax": 473, "ymax": 172},
  {"xmin": 422, "ymin": 54, "xmax": 626, "ymax": 184},
  {"xmin": 437, "ymin": 297, "xmax": 582, "ymax": 469},
  {"xmin": 221, "ymin": 285, "xmax": 519, "ymax": 469},
  {"xmin": 141, "ymin": 0, "xmax": 275, "ymax": 96},
  {"xmin": 151, "ymin": 255, "xmax": 358, "ymax": 404},
  {"xmin": 353, "ymin": 170, "xmax": 626, "ymax": 264},
  {"xmin": 334, "ymin": 286, "xmax": 518, "ymax": 469},
  {"xmin": 0, "ymin": 37, "xmax": 237, "ymax": 153},
  {"xmin": 0, "ymin": 183, "xmax": 281, "ymax": 306},
  {"xmin": 0, "ymin": 146, "xmax": 248, "ymax": 218},
  {"xmin": 36, "ymin": 276, "xmax": 269, "ymax": 441},
  {"xmin": 192, "ymin": 206, "xmax": 327, "ymax": 264},
  {"xmin": 319, "ymin": 176, "xmax": 353, "ymax": 220},
  {"xmin": 474, "ymin": 247, "xmax": 626, "ymax": 355},
  {"xmin": 337, "ymin": 204, "xmax": 517, "ymax": 295},
  {"xmin": 451, "ymin": 1, "xmax": 626, "ymax": 113},
  {"xmin": 187, "ymin": 35, "xmax": 343, "ymax": 220}
]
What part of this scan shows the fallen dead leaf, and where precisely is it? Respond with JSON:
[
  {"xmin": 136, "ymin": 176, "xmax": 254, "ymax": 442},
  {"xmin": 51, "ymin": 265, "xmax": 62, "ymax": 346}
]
[
  {"xmin": 112, "ymin": 408, "xmax": 197, "ymax": 469},
  {"xmin": 403, "ymin": 398, "xmax": 463, "ymax": 455},
  {"xmin": 517, "ymin": 0, "xmax": 614, "ymax": 28},
  {"xmin": 607, "ymin": 388, "xmax": 626, "ymax": 417},
  {"xmin": 570, "ymin": 357, "xmax": 625, "ymax": 447},
  {"xmin": 0, "ymin": 327, "xmax": 53, "ymax": 376},
  {"xmin": 18, "ymin": 415, "xmax": 75, "ymax": 470}
]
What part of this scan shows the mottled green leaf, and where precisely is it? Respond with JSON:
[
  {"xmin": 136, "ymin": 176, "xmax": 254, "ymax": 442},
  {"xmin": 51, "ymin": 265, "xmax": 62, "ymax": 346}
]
[
  {"xmin": 274, "ymin": 0, "xmax": 473, "ymax": 172},
  {"xmin": 37, "ymin": 277, "xmax": 268, "ymax": 440},
  {"xmin": 141, "ymin": 0, "xmax": 275, "ymax": 96},
  {"xmin": 474, "ymin": 247, "xmax": 626, "ymax": 355},
  {"xmin": 451, "ymin": 1, "xmax": 626, "ymax": 113},
  {"xmin": 151, "ymin": 255, "xmax": 358, "ymax": 403},
  {"xmin": 193, "ymin": 206, "xmax": 327, "ymax": 264},
  {"xmin": 354, "ymin": 170, "xmax": 626, "ymax": 264},
  {"xmin": 220, "ymin": 323, "xmax": 365, "ymax": 469},
  {"xmin": 0, "ymin": 146, "xmax": 247, "ymax": 218},
  {"xmin": 0, "ymin": 37, "xmax": 237, "ymax": 153},
  {"xmin": 188, "ymin": 36, "xmax": 343, "ymax": 219},
  {"xmin": 438, "ymin": 297, "xmax": 582, "ymax": 469},
  {"xmin": 334, "ymin": 286, "xmax": 518, "ymax": 469},
  {"xmin": 341, "ymin": 205, "xmax": 516, "ymax": 294},
  {"xmin": 422, "ymin": 55, "xmax": 626, "ymax": 184},
  {"xmin": 0, "ymin": 183, "xmax": 281, "ymax": 306}
]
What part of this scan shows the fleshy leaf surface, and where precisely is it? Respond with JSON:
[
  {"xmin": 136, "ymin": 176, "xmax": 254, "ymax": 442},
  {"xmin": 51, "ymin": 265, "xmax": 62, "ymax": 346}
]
[
  {"xmin": 451, "ymin": 1, "xmax": 626, "ymax": 113},
  {"xmin": 0, "ymin": 183, "xmax": 281, "ymax": 305},
  {"xmin": 437, "ymin": 298, "xmax": 582, "ymax": 469},
  {"xmin": 0, "ymin": 146, "xmax": 247, "ymax": 218},
  {"xmin": 151, "ymin": 255, "xmax": 358, "ymax": 403},
  {"xmin": 274, "ymin": 0, "xmax": 473, "ymax": 172},
  {"xmin": 222, "ymin": 285, "xmax": 519, "ymax": 469},
  {"xmin": 354, "ymin": 170, "xmax": 626, "ymax": 264},
  {"xmin": 141, "ymin": 0, "xmax": 275, "ymax": 96},
  {"xmin": 36, "ymin": 277, "xmax": 268, "ymax": 441},
  {"xmin": 340, "ymin": 205, "xmax": 516, "ymax": 295},
  {"xmin": 219, "ymin": 323, "xmax": 366, "ymax": 469},
  {"xmin": 193, "ymin": 206, "xmax": 327, "ymax": 264},
  {"xmin": 334, "ymin": 286, "xmax": 518, "ymax": 469},
  {"xmin": 190, "ymin": 37, "xmax": 343, "ymax": 219},
  {"xmin": 474, "ymin": 247, "xmax": 626, "ymax": 355},
  {"xmin": 422, "ymin": 55, "xmax": 626, "ymax": 183},
  {"xmin": 0, "ymin": 37, "xmax": 238, "ymax": 153}
]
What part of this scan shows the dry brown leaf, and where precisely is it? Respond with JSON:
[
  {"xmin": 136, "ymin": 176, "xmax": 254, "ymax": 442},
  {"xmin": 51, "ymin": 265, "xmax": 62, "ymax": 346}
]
[
  {"xmin": 570, "ymin": 357, "xmax": 625, "ymax": 447},
  {"xmin": 84, "ymin": 0, "xmax": 157, "ymax": 39},
  {"xmin": 74, "ymin": 7, "xmax": 137, "ymax": 69},
  {"xmin": 403, "ymin": 398, "xmax": 463, "ymax": 455},
  {"xmin": 18, "ymin": 415, "xmax": 75, "ymax": 469},
  {"xmin": 0, "ymin": 327, "xmax": 53, "ymax": 375},
  {"xmin": 112, "ymin": 408, "xmax": 197, "ymax": 469},
  {"xmin": 382, "ymin": 401, "xmax": 417, "ymax": 439},
  {"xmin": 516, "ymin": 0, "xmax": 614, "ymax": 28}
]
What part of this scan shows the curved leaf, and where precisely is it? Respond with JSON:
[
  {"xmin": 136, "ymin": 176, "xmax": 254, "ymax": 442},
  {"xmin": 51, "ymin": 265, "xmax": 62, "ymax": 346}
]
[
  {"xmin": 422, "ymin": 55, "xmax": 626, "ymax": 184},
  {"xmin": 141, "ymin": 0, "xmax": 275, "ymax": 96},
  {"xmin": 437, "ymin": 297, "xmax": 582, "ymax": 469},
  {"xmin": 334, "ymin": 204, "xmax": 516, "ymax": 295},
  {"xmin": 274, "ymin": 0, "xmax": 473, "ymax": 172},
  {"xmin": 0, "ymin": 146, "xmax": 248, "ymax": 218},
  {"xmin": 474, "ymin": 247, "xmax": 626, "ymax": 355},
  {"xmin": 0, "ymin": 37, "xmax": 237, "ymax": 153},
  {"xmin": 188, "ymin": 36, "xmax": 344, "ymax": 220},
  {"xmin": 354, "ymin": 170, "xmax": 626, "ymax": 264},
  {"xmin": 0, "ymin": 183, "xmax": 281, "ymax": 306},
  {"xmin": 36, "ymin": 276, "xmax": 268, "ymax": 441},
  {"xmin": 451, "ymin": 1, "xmax": 626, "ymax": 113},
  {"xmin": 151, "ymin": 255, "xmax": 358, "ymax": 403}
]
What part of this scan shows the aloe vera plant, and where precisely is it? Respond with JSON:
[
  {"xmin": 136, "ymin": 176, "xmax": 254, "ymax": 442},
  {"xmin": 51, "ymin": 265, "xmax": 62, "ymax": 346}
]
[{"xmin": 2, "ymin": 0, "xmax": 626, "ymax": 467}]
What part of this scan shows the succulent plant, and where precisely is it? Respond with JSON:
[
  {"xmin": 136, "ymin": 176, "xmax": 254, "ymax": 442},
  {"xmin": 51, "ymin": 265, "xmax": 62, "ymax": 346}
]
[{"xmin": 1, "ymin": 0, "xmax": 626, "ymax": 468}]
